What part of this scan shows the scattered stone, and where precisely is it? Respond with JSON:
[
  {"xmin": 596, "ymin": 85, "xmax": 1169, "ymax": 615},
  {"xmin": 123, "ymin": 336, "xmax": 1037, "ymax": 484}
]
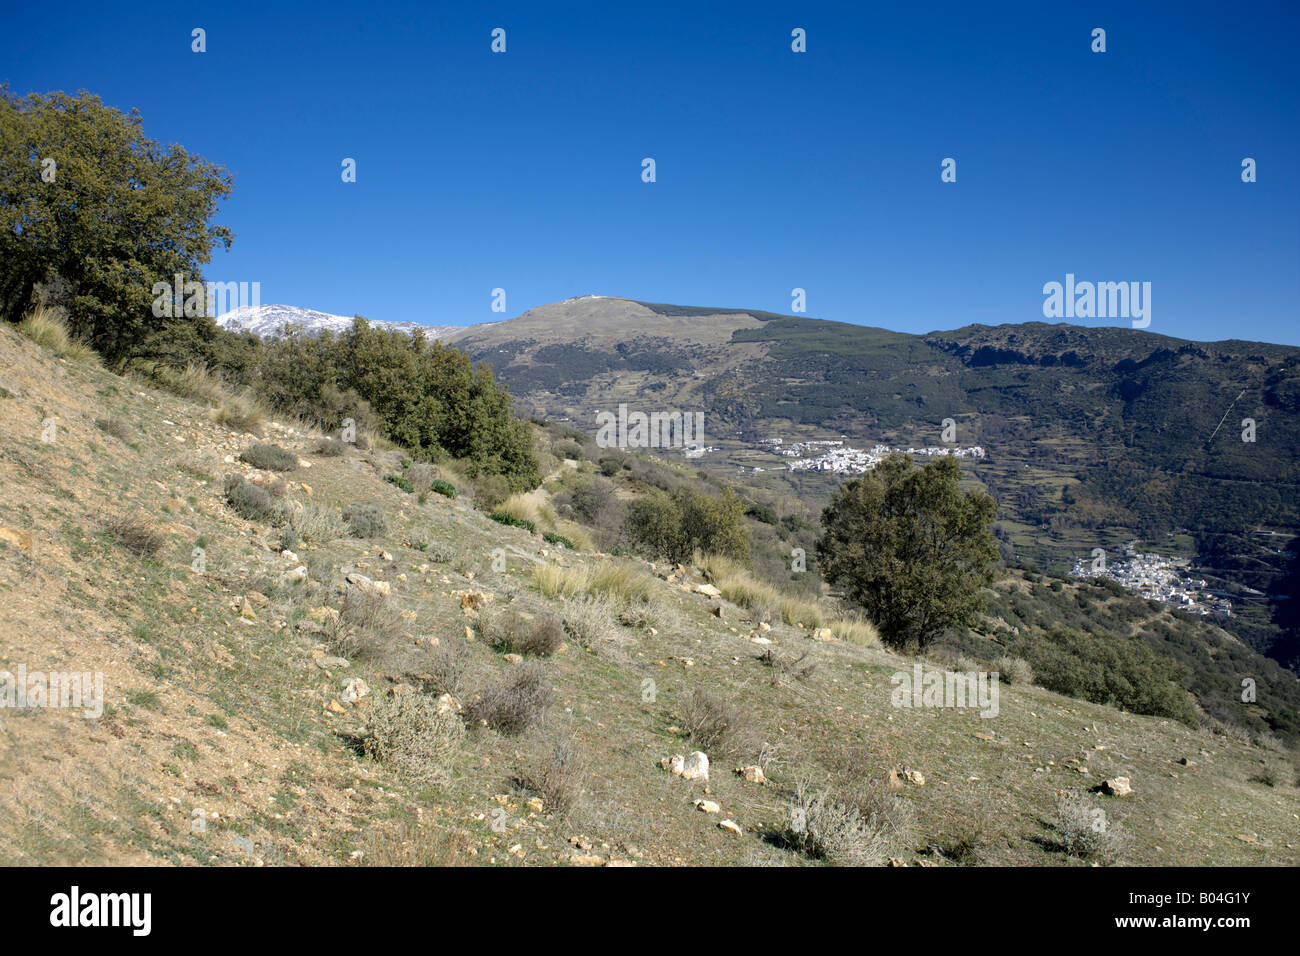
[
  {"xmin": 245, "ymin": 591, "xmax": 269, "ymax": 608},
  {"xmin": 346, "ymin": 573, "xmax": 391, "ymax": 596},
  {"xmin": 904, "ymin": 769, "xmax": 926, "ymax": 786},
  {"xmin": 326, "ymin": 699, "xmax": 345, "ymax": 714},
  {"xmin": 342, "ymin": 678, "xmax": 369, "ymax": 703},
  {"xmin": 285, "ymin": 565, "xmax": 307, "ymax": 583},
  {"xmin": 661, "ymin": 751, "xmax": 710, "ymax": 781},
  {"xmin": 811, "ymin": 627, "xmax": 835, "ymax": 641},
  {"xmin": 695, "ymin": 799, "xmax": 721, "ymax": 814},
  {"xmin": 1095, "ymin": 776, "xmax": 1134, "ymax": 797},
  {"xmin": 735, "ymin": 765, "xmax": 766, "ymax": 784},
  {"xmin": 695, "ymin": 583, "xmax": 722, "ymax": 598},
  {"xmin": 718, "ymin": 819, "xmax": 742, "ymax": 834},
  {"xmin": 758, "ymin": 621, "xmax": 772, "ymax": 633},
  {"xmin": 316, "ymin": 656, "xmax": 350, "ymax": 670}
]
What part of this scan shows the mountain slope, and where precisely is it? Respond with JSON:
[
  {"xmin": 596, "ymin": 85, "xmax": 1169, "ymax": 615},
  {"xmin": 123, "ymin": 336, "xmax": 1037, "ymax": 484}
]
[
  {"xmin": 2, "ymin": 323, "xmax": 1297, "ymax": 866},
  {"xmin": 453, "ymin": 298, "xmax": 1300, "ymax": 670}
]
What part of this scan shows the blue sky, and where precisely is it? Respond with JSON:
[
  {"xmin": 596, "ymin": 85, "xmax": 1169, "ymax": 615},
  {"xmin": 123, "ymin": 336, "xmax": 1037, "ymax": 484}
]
[{"xmin": 3, "ymin": 0, "xmax": 1298, "ymax": 344}]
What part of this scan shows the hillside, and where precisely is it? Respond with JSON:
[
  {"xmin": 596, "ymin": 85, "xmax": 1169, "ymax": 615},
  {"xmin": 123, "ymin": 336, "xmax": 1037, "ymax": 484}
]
[
  {"xmin": 451, "ymin": 298, "xmax": 1300, "ymax": 671},
  {"xmin": 2, "ymin": 323, "xmax": 1297, "ymax": 867}
]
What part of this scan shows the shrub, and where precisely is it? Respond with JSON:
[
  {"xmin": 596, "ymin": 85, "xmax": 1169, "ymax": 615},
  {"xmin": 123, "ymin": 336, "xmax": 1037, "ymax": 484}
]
[
  {"xmin": 781, "ymin": 782, "xmax": 899, "ymax": 866},
  {"xmin": 427, "ymin": 642, "xmax": 469, "ymax": 698},
  {"xmin": 18, "ymin": 305, "xmax": 97, "ymax": 362},
  {"xmin": 343, "ymin": 503, "xmax": 388, "ymax": 538},
  {"xmin": 561, "ymin": 595, "xmax": 618, "ymax": 647},
  {"xmin": 997, "ymin": 656, "xmax": 1035, "ymax": 685},
  {"xmin": 758, "ymin": 647, "xmax": 817, "ymax": 682},
  {"xmin": 336, "ymin": 587, "xmax": 404, "ymax": 656},
  {"xmin": 314, "ymin": 437, "xmax": 346, "ymax": 457},
  {"xmin": 360, "ymin": 820, "xmax": 471, "ymax": 866},
  {"xmin": 386, "ymin": 473, "xmax": 414, "ymax": 493},
  {"xmin": 94, "ymin": 418, "xmax": 133, "ymax": 442},
  {"xmin": 471, "ymin": 473, "xmax": 511, "ymax": 511},
  {"xmin": 465, "ymin": 663, "xmax": 554, "ymax": 735},
  {"xmin": 543, "ymin": 531, "xmax": 575, "ymax": 550},
  {"xmin": 430, "ymin": 478, "xmax": 458, "ymax": 499},
  {"xmin": 211, "ymin": 390, "xmax": 267, "ymax": 434},
  {"xmin": 239, "ymin": 443, "xmax": 299, "ymax": 472},
  {"xmin": 363, "ymin": 692, "xmax": 464, "ymax": 784},
  {"xmin": 626, "ymin": 486, "xmax": 750, "ymax": 564},
  {"xmin": 1054, "ymin": 794, "xmax": 1131, "ymax": 864},
  {"xmin": 288, "ymin": 503, "xmax": 347, "ymax": 543},
  {"xmin": 222, "ymin": 474, "xmax": 283, "ymax": 523},
  {"xmin": 829, "ymin": 616, "xmax": 880, "ymax": 645},
  {"xmin": 679, "ymin": 687, "xmax": 753, "ymax": 757},
  {"xmin": 483, "ymin": 608, "xmax": 565, "ymax": 657},
  {"xmin": 100, "ymin": 513, "xmax": 164, "ymax": 558},
  {"xmin": 488, "ymin": 510, "xmax": 536, "ymax": 534},
  {"xmin": 513, "ymin": 738, "xmax": 586, "ymax": 816}
]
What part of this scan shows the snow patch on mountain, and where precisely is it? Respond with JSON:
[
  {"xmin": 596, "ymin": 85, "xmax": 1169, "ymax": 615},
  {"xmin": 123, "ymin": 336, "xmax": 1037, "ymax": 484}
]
[{"xmin": 215, "ymin": 304, "xmax": 461, "ymax": 341}]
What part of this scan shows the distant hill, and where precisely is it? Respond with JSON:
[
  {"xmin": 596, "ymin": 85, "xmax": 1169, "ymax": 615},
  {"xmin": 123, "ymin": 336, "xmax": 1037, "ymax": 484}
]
[
  {"xmin": 216, "ymin": 303, "xmax": 462, "ymax": 341},
  {"xmin": 453, "ymin": 297, "xmax": 1300, "ymax": 671}
]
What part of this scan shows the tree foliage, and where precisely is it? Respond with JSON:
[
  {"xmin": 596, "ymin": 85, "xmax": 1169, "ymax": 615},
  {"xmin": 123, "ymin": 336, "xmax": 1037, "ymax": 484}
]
[
  {"xmin": 817, "ymin": 454, "xmax": 998, "ymax": 649},
  {"xmin": 626, "ymin": 484, "xmax": 750, "ymax": 564},
  {"xmin": 0, "ymin": 87, "xmax": 233, "ymax": 360}
]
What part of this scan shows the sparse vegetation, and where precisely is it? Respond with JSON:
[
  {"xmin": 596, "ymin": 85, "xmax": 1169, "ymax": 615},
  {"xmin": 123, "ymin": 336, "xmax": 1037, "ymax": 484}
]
[{"xmin": 513, "ymin": 738, "xmax": 586, "ymax": 816}]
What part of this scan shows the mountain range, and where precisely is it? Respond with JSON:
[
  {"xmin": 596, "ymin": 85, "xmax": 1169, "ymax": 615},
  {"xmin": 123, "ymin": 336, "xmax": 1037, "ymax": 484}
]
[{"xmin": 217, "ymin": 297, "xmax": 1300, "ymax": 670}]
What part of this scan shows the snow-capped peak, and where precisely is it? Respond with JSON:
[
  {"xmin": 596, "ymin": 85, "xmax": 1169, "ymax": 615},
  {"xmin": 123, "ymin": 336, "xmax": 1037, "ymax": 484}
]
[{"xmin": 215, "ymin": 304, "xmax": 460, "ymax": 341}]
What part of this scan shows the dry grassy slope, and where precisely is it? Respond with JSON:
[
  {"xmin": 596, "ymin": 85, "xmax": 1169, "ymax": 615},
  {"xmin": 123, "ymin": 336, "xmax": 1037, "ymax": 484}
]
[{"xmin": 0, "ymin": 324, "xmax": 1296, "ymax": 866}]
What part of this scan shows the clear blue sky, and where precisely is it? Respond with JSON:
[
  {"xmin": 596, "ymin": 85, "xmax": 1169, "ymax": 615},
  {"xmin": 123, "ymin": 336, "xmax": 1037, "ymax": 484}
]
[{"xmin": 4, "ymin": 0, "xmax": 1298, "ymax": 344}]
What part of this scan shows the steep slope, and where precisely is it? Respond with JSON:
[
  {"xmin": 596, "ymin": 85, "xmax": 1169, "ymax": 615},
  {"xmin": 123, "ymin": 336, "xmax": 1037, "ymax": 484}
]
[{"xmin": 1, "ymin": 323, "xmax": 1297, "ymax": 866}]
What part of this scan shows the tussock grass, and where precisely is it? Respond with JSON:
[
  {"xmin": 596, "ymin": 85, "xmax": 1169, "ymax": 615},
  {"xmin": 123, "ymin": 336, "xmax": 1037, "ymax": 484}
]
[
  {"xmin": 533, "ymin": 561, "xmax": 655, "ymax": 606},
  {"xmin": 829, "ymin": 615, "xmax": 880, "ymax": 646},
  {"xmin": 19, "ymin": 305, "xmax": 98, "ymax": 362},
  {"xmin": 359, "ymin": 820, "xmax": 471, "ymax": 866}
]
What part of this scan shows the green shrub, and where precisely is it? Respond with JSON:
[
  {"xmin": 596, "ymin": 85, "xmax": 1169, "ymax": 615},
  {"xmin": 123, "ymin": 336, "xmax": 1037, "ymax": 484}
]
[
  {"xmin": 489, "ymin": 511, "xmax": 536, "ymax": 534},
  {"xmin": 385, "ymin": 473, "xmax": 414, "ymax": 493},
  {"xmin": 430, "ymin": 478, "xmax": 458, "ymax": 499},
  {"xmin": 543, "ymin": 531, "xmax": 574, "ymax": 550}
]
